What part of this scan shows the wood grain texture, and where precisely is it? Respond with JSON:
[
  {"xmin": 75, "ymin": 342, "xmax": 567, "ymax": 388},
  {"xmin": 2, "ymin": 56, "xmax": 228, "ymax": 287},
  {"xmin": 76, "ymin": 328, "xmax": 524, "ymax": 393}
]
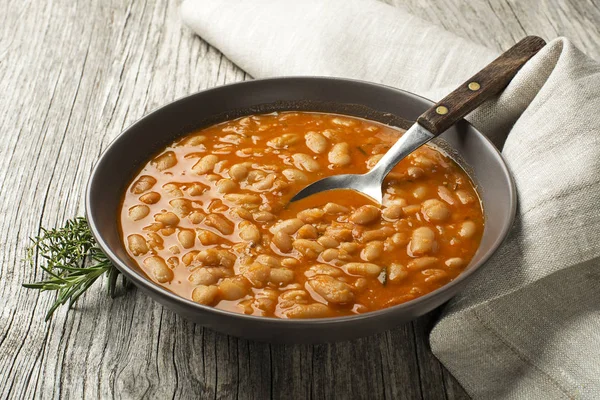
[
  {"xmin": 1, "ymin": 0, "xmax": 598, "ymax": 398},
  {"xmin": 417, "ymin": 36, "xmax": 546, "ymax": 135},
  {"xmin": 386, "ymin": 0, "xmax": 600, "ymax": 61}
]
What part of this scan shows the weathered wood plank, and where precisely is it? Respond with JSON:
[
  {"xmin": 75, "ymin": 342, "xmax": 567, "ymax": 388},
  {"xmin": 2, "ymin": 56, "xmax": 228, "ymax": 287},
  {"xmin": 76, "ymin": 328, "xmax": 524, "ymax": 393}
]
[
  {"xmin": 387, "ymin": 0, "xmax": 600, "ymax": 60},
  {"xmin": 1, "ymin": 0, "xmax": 599, "ymax": 399}
]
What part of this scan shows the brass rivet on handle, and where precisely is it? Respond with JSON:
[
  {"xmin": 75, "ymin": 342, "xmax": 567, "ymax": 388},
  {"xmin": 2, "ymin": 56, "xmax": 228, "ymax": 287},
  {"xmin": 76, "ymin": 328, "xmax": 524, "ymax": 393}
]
[
  {"xmin": 436, "ymin": 106, "xmax": 449, "ymax": 115},
  {"xmin": 468, "ymin": 81, "xmax": 481, "ymax": 91}
]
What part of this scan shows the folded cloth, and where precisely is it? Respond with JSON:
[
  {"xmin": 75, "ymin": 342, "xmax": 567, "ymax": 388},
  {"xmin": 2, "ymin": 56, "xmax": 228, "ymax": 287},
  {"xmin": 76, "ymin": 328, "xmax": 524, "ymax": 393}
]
[{"xmin": 181, "ymin": 1, "xmax": 600, "ymax": 398}]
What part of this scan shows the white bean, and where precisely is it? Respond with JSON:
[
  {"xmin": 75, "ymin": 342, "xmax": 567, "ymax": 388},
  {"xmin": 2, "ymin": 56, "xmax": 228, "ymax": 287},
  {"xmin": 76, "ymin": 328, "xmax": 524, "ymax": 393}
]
[
  {"xmin": 421, "ymin": 199, "xmax": 451, "ymax": 222},
  {"xmin": 438, "ymin": 185, "xmax": 456, "ymax": 205},
  {"xmin": 152, "ymin": 151, "xmax": 177, "ymax": 171},
  {"xmin": 155, "ymin": 211, "xmax": 180, "ymax": 227},
  {"xmin": 127, "ymin": 234, "xmax": 148, "ymax": 256},
  {"xmin": 272, "ymin": 231, "xmax": 293, "ymax": 253},
  {"xmin": 177, "ymin": 229, "xmax": 196, "ymax": 249},
  {"xmin": 339, "ymin": 242, "xmax": 359, "ymax": 254},
  {"xmin": 182, "ymin": 250, "xmax": 199, "ymax": 266},
  {"xmin": 445, "ymin": 257, "xmax": 465, "ymax": 268},
  {"xmin": 422, "ymin": 268, "xmax": 449, "ymax": 282},
  {"xmin": 216, "ymin": 178, "xmax": 238, "ymax": 193},
  {"xmin": 317, "ymin": 236, "xmax": 339, "ymax": 249},
  {"xmin": 204, "ymin": 214, "xmax": 234, "ymax": 235},
  {"xmin": 325, "ymin": 227, "xmax": 353, "ymax": 242},
  {"xmin": 128, "ymin": 205, "xmax": 150, "ymax": 221},
  {"xmin": 139, "ymin": 191, "xmax": 161, "ymax": 204},
  {"xmin": 459, "ymin": 221, "xmax": 477, "ymax": 238},
  {"xmin": 279, "ymin": 289, "xmax": 310, "ymax": 307},
  {"xmin": 146, "ymin": 233, "xmax": 164, "ymax": 250},
  {"xmin": 361, "ymin": 226, "xmax": 395, "ymax": 243},
  {"xmin": 456, "ymin": 190, "xmax": 476, "ymax": 205},
  {"xmin": 281, "ymin": 258, "xmax": 300, "ymax": 268},
  {"xmin": 292, "ymin": 153, "xmax": 320, "ymax": 172},
  {"xmin": 256, "ymin": 254, "xmax": 281, "ymax": 268},
  {"xmin": 388, "ymin": 263, "xmax": 408, "ymax": 283},
  {"xmin": 410, "ymin": 227, "xmax": 435, "ymax": 255},
  {"xmin": 239, "ymin": 222, "xmax": 261, "ymax": 243},
  {"xmin": 385, "ymin": 232, "xmax": 409, "ymax": 251},
  {"xmin": 331, "ymin": 116, "xmax": 356, "ymax": 126},
  {"xmin": 308, "ymin": 275, "xmax": 354, "ymax": 304},
  {"xmin": 268, "ymin": 133, "xmax": 301, "ymax": 149},
  {"xmin": 320, "ymin": 248, "xmax": 339, "ymax": 262},
  {"xmin": 412, "ymin": 185, "xmax": 429, "ymax": 200},
  {"xmin": 297, "ymin": 208, "xmax": 325, "ymax": 223},
  {"xmin": 360, "ymin": 241, "xmax": 384, "ymax": 261},
  {"xmin": 282, "ymin": 168, "xmax": 308, "ymax": 183},
  {"xmin": 192, "ymin": 154, "xmax": 219, "ymax": 175},
  {"xmin": 196, "ymin": 249, "xmax": 235, "ymax": 267},
  {"xmin": 178, "ymin": 133, "xmax": 206, "ymax": 146},
  {"xmin": 229, "ymin": 163, "xmax": 250, "ymax": 181},
  {"xmin": 271, "ymin": 218, "xmax": 304, "ymax": 235},
  {"xmin": 189, "ymin": 268, "xmax": 220, "ymax": 285},
  {"xmin": 269, "ymin": 268, "xmax": 295, "ymax": 285},
  {"xmin": 305, "ymin": 131, "xmax": 328, "ymax": 154},
  {"xmin": 224, "ymin": 193, "xmax": 262, "ymax": 204},
  {"xmin": 407, "ymin": 167, "xmax": 424, "ymax": 179},
  {"xmin": 143, "ymin": 256, "xmax": 174, "ymax": 283},
  {"xmin": 188, "ymin": 210, "xmax": 206, "ymax": 224},
  {"xmin": 306, "ymin": 264, "xmax": 343, "ymax": 277},
  {"xmin": 354, "ymin": 278, "xmax": 368, "ymax": 291},
  {"xmin": 328, "ymin": 142, "xmax": 351, "ymax": 166},
  {"xmin": 218, "ymin": 278, "xmax": 248, "ymax": 300},
  {"xmin": 283, "ymin": 303, "xmax": 330, "ymax": 318},
  {"xmin": 343, "ymin": 262, "xmax": 381, "ymax": 277},
  {"xmin": 231, "ymin": 207, "xmax": 252, "ymax": 221},
  {"xmin": 367, "ymin": 154, "xmax": 384, "ymax": 169},
  {"xmin": 407, "ymin": 257, "xmax": 439, "ymax": 270},
  {"xmin": 297, "ymin": 224, "xmax": 319, "ymax": 239},
  {"xmin": 412, "ymin": 155, "xmax": 435, "ymax": 168},
  {"xmin": 195, "ymin": 229, "xmax": 218, "ymax": 245},
  {"xmin": 252, "ymin": 210, "xmax": 275, "ymax": 222},
  {"xmin": 252, "ymin": 173, "xmax": 276, "ymax": 191},
  {"xmin": 350, "ymin": 205, "xmax": 380, "ymax": 225},
  {"xmin": 131, "ymin": 175, "xmax": 156, "ymax": 194},
  {"xmin": 292, "ymin": 239, "xmax": 324, "ymax": 259},
  {"xmin": 162, "ymin": 183, "xmax": 183, "ymax": 197},
  {"xmin": 167, "ymin": 256, "xmax": 179, "ymax": 267},
  {"xmin": 242, "ymin": 263, "xmax": 271, "ymax": 286},
  {"xmin": 170, "ymin": 199, "xmax": 193, "ymax": 218},
  {"xmin": 191, "ymin": 285, "xmax": 219, "ymax": 305},
  {"xmin": 323, "ymin": 202, "xmax": 349, "ymax": 214},
  {"xmin": 382, "ymin": 204, "xmax": 403, "ymax": 220}
]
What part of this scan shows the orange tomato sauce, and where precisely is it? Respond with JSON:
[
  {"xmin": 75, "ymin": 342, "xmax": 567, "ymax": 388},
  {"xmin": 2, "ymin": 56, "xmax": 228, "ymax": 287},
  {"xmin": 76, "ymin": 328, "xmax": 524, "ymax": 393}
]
[{"xmin": 119, "ymin": 112, "xmax": 484, "ymax": 318}]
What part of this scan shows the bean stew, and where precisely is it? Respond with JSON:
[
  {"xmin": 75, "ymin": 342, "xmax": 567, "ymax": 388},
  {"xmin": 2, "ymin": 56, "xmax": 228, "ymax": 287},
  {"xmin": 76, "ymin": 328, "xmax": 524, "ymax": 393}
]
[{"xmin": 119, "ymin": 112, "xmax": 484, "ymax": 319}]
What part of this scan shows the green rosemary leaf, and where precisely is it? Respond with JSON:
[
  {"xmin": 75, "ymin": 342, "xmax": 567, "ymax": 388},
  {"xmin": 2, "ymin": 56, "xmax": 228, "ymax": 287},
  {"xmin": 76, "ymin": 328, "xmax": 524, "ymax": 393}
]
[
  {"xmin": 23, "ymin": 217, "xmax": 130, "ymax": 320},
  {"xmin": 379, "ymin": 266, "xmax": 388, "ymax": 286},
  {"xmin": 107, "ymin": 264, "xmax": 119, "ymax": 298},
  {"xmin": 356, "ymin": 146, "xmax": 367, "ymax": 156}
]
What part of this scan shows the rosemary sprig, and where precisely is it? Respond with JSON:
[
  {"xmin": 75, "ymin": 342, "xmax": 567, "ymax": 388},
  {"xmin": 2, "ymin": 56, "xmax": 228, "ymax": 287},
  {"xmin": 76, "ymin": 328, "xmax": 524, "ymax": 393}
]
[{"xmin": 23, "ymin": 217, "xmax": 130, "ymax": 321}]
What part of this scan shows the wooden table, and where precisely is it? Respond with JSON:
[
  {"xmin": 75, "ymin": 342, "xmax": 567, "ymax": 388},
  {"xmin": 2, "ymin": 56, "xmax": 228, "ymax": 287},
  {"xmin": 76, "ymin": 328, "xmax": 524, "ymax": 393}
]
[{"xmin": 2, "ymin": 1, "xmax": 598, "ymax": 398}]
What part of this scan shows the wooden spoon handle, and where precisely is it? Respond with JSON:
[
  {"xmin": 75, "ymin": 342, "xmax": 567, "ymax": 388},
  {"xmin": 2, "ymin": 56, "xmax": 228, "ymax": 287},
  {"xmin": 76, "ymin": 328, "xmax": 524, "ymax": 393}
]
[{"xmin": 416, "ymin": 36, "xmax": 546, "ymax": 136}]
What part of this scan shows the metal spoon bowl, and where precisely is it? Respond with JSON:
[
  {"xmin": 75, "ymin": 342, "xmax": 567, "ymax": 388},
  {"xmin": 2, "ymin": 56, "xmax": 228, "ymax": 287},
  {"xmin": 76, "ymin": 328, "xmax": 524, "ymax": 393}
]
[{"xmin": 291, "ymin": 123, "xmax": 434, "ymax": 203}]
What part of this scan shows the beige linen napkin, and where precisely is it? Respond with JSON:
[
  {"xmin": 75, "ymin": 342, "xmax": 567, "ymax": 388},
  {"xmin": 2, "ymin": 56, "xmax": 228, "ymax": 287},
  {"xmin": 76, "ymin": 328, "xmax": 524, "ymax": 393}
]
[{"xmin": 181, "ymin": 1, "xmax": 600, "ymax": 398}]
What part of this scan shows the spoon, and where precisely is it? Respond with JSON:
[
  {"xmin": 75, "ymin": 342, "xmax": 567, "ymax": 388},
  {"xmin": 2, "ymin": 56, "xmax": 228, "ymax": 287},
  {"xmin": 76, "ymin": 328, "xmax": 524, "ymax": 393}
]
[{"xmin": 291, "ymin": 36, "xmax": 546, "ymax": 204}]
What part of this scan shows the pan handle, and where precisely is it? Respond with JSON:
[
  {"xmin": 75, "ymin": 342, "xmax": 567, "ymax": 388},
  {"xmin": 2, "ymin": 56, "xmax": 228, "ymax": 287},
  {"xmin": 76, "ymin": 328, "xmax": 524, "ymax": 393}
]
[{"xmin": 417, "ymin": 35, "xmax": 546, "ymax": 136}]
